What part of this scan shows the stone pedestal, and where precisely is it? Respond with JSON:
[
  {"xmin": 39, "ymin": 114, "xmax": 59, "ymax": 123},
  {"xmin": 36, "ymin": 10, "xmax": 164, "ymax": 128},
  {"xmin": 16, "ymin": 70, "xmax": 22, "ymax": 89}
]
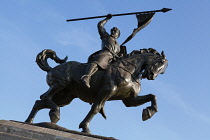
[{"xmin": 0, "ymin": 120, "xmax": 117, "ymax": 140}]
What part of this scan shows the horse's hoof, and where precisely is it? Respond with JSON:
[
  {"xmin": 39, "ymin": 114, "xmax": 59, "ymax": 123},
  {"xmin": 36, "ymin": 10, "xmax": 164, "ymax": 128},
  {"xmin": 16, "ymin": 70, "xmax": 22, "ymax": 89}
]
[
  {"xmin": 142, "ymin": 107, "xmax": 157, "ymax": 121},
  {"xmin": 79, "ymin": 123, "xmax": 91, "ymax": 134},
  {"xmin": 142, "ymin": 108, "xmax": 151, "ymax": 121},
  {"xmin": 25, "ymin": 118, "xmax": 33, "ymax": 123},
  {"xmin": 81, "ymin": 128, "xmax": 91, "ymax": 134},
  {"xmin": 49, "ymin": 110, "xmax": 60, "ymax": 123}
]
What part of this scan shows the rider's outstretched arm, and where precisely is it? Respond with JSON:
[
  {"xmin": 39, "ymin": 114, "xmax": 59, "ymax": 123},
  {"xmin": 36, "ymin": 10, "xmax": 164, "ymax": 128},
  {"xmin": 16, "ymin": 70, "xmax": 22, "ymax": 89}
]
[{"xmin": 97, "ymin": 14, "xmax": 112, "ymax": 38}]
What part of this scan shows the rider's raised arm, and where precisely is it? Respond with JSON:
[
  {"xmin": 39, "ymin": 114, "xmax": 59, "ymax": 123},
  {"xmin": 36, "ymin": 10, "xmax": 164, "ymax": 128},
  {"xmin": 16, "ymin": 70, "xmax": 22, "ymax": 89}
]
[{"xmin": 97, "ymin": 14, "xmax": 112, "ymax": 38}]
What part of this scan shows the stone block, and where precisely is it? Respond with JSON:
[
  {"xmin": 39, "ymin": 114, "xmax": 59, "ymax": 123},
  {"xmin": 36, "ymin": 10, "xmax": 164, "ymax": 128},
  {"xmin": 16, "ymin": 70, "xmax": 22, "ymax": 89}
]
[{"xmin": 0, "ymin": 120, "xmax": 117, "ymax": 140}]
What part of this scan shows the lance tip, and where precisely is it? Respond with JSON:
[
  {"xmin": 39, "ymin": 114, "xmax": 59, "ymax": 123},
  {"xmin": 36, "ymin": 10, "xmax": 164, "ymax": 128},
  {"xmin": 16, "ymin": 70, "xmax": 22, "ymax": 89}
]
[{"xmin": 161, "ymin": 8, "xmax": 172, "ymax": 13}]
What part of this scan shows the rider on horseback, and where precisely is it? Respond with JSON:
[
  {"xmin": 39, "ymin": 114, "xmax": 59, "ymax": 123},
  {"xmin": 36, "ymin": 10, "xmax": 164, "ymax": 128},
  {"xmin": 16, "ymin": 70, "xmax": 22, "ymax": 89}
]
[{"xmin": 81, "ymin": 14, "xmax": 121, "ymax": 88}]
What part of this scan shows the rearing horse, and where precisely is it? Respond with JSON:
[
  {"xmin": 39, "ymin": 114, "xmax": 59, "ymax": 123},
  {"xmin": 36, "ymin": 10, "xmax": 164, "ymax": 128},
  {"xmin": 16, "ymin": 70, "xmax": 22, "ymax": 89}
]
[{"xmin": 25, "ymin": 48, "xmax": 168, "ymax": 133}]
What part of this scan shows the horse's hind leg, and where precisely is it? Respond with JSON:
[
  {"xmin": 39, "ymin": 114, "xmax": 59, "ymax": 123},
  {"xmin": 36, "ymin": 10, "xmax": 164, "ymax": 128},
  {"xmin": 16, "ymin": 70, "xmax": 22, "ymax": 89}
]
[
  {"xmin": 47, "ymin": 100, "xmax": 60, "ymax": 123},
  {"xmin": 40, "ymin": 84, "xmax": 65, "ymax": 101},
  {"xmin": 40, "ymin": 84, "xmax": 67, "ymax": 122},
  {"xmin": 122, "ymin": 94, "xmax": 158, "ymax": 121},
  {"xmin": 25, "ymin": 100, "xmax": 47, "ymax": 123},
  {"xmin": 26, "ymin": 84, "xmax": 65, "ymax": 123},
  {"xmin": 25, "ymin": 99, "xmax": 61, "ymax": 123}
]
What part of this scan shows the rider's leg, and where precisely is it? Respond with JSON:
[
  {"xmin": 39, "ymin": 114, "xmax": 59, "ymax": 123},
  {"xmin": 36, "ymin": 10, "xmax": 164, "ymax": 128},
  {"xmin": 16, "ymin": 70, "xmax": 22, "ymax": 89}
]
[{"xmin": 81, "ymin": 63, "xmax": 98, "ymax": 88}]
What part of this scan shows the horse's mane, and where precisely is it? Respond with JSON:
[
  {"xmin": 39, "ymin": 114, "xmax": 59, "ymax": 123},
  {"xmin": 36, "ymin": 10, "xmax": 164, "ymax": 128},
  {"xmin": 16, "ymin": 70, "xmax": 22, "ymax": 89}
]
[
  {"xmin": 111, "ymin": 48, "xmax": 161, "ymax": 68},
  {"xmin": 110, "ymin": 48, "xmax": 162, "ymax": 75},
  {"xmin": 122, "ymin": 48, "xmax": 161, "ymax": 59}
]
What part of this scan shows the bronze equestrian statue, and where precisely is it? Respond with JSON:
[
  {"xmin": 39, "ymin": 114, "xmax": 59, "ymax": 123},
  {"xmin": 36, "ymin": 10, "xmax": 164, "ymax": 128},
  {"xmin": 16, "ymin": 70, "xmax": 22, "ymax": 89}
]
[{"xmin": 25, "ymin": 48, "xmax": 168, "ymax": 133}]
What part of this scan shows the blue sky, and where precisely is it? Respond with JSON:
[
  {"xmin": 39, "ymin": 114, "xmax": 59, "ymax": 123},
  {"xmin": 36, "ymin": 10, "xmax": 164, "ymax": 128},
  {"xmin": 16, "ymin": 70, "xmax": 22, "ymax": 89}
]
[{"xmin": 0, "ymin": 0, "xmax": 210, "ymax": 140}]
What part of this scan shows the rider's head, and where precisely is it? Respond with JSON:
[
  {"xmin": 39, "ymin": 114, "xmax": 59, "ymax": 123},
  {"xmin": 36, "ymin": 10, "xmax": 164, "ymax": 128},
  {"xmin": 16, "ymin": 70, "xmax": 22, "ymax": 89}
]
[{"xmin": 111, "ymin": 27, "xmax": 120, "ymax": 39}]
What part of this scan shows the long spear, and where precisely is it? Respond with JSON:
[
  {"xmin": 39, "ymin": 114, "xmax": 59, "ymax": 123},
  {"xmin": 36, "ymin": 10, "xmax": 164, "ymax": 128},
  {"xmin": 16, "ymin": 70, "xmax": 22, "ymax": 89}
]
[{"xmin": 66, "ymin": 8, "xmax": 172, "ymax": 22}]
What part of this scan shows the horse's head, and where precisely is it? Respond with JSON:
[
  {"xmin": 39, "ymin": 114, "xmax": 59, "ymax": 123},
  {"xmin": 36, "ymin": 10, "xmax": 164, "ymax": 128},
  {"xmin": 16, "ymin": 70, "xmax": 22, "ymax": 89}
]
[{"xmin": 141, "ymin": 50, "xmax": 168, "ymax": 80}]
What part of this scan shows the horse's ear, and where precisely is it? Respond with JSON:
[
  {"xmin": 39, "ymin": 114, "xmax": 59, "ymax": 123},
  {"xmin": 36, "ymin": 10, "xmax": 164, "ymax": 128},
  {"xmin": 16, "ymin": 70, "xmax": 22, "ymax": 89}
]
[{"xmin": 161, "ymin": 51, "xmax": 166, "ymax": 59}]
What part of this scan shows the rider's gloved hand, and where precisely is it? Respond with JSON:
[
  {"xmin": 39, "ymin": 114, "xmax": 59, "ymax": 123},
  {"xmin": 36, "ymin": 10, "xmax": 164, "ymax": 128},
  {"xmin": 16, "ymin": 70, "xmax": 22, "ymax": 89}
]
[{"xmin": 106, "ymin": 14, "xmax": 112, "ymax": 19}]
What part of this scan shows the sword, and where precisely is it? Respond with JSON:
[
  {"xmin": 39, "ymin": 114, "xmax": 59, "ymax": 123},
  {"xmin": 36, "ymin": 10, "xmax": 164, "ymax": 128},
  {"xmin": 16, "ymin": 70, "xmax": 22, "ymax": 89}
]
[{"xmin": 66, "ymin": 8, "xmax": 172, "ymax": 22}]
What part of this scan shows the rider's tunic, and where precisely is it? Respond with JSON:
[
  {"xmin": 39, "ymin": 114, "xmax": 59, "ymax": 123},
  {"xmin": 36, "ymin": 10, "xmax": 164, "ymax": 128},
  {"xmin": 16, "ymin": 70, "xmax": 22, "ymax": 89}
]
[{"xmin": 92, "ymin": 18, "xmax": 121, "ymax": 69}]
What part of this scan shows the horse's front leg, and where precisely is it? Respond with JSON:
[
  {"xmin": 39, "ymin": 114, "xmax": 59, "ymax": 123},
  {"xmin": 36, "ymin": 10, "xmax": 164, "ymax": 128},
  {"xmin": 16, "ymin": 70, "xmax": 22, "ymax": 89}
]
[
  {"xmin": 122, "ymin": 94, "xmax": 158, "ymax": 121},
  {"xmin": 79, "ymin": 85, "xmax": 115, "ymax": 133},
  {"xmin": 142, "ymin": 94, "xmax": 158, "ymax": 121},
  {"xmin": 79, "ymin": 102, "xmax": 103, "ymax": 133}
]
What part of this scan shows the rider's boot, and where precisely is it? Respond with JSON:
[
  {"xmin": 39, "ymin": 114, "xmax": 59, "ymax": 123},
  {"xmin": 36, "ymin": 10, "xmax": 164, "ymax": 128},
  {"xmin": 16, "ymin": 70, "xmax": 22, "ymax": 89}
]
[{"xmin": 81, "ymin": 63, "xmax": 98, "ymax": 88}]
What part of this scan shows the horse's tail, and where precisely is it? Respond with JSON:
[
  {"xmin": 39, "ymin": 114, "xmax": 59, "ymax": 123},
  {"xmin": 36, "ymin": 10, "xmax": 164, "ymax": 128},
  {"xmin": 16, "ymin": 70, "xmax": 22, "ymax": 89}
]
[{"xmin": 36, "ymin": 49, "xmax": 68, "ymax": 72}]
